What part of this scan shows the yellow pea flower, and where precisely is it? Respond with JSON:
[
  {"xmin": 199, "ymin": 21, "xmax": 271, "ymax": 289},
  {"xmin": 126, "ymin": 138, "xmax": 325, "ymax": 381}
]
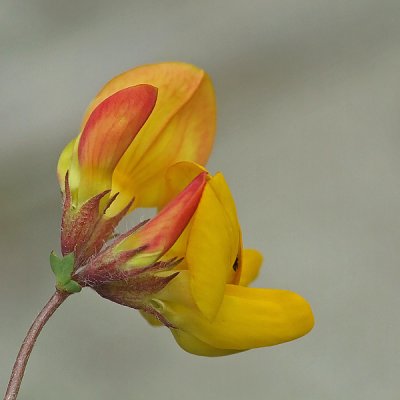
[
  {"xmin": 73, "ymin": 173, "xmax": 207, "ymax": 299},
  {"xmin": 98, "ymin": 162, "xmax": 314, "ymax": 356},
  {"xmin": 57, "ymin": 63, "xmax": 216, "ymax": 265},
  {"xmin": 54, "ymin": 63, "xmax": 313, "ymax": 357},
  {"xmin": 58, "ymin": 62, "xmax": 216, "ymax": 213}
]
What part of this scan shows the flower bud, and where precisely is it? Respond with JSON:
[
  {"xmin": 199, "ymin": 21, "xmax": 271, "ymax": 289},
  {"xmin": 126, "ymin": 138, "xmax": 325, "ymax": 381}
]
[{"xmin": 72, "ymin": 173, "xmax": 207, "ymax": 289}]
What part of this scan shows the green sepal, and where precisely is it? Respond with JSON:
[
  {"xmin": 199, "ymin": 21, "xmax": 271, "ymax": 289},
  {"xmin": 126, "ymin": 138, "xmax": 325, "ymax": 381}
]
[
  {"xmin": 50, "ymin": 251, "xmax": 82, "ymax": 294},
  {"xmin": 62, "ymin": 280, "xmax": 82, "ymax": 293}
]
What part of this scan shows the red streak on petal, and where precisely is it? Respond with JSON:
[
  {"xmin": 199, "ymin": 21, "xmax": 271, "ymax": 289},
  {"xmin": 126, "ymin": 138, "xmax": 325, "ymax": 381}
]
[
  {"xmin": 135, "ymin": 172, "xmax": 207, "ymax": 254},
  {"xmin": 78, "ymin": 84, "xmax": 158, "ymax": 172}
]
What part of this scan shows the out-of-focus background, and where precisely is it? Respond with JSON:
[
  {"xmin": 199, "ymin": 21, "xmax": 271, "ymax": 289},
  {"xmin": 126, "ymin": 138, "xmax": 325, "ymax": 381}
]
[{"xmin": 1, "ymin": 1, "xmax": 400, "ymax": 399}]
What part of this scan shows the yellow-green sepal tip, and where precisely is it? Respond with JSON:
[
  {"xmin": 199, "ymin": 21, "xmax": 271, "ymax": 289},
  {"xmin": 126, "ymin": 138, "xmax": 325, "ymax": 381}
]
[{"xmin": 50, "ymin": 251, "xmax": 82, "ymax": 294}]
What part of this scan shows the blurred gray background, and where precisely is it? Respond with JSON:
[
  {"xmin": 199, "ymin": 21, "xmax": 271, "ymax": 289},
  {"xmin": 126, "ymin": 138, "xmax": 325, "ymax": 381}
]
[{"xmin": 1, "ymin": 1, "xmax": 400, "ymax": 399}]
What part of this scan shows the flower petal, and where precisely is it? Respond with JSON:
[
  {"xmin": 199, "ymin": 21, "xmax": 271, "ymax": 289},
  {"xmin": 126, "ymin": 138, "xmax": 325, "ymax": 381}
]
[
  {"xmin": 117, "ymin": 173, "xmax": 207, "ymax": 268},
  {"xmin": 239, "ymin": 249, "xmax": 263, "ymax": 286},
  {"xmin": 77, "ymin": 84, "xmax": 157, "ymax": 204},
  {"xmin": 163, "ymin": 161, "xmax": 207, "ymax": 207},
  {"xmin": 139, "ymin": 300, "xmax": 242, "ymax": 355},
  {"xmin": 160, "ymin": 164, "xmax": 242, "ymax": 318},
  {"xmin": 208, "ymin": 173, "xmax": 241, "ymax": 285},
  {"xmin": 158, "ymin": 272, "xmax": 314, "ymax": 350},
  {"xmin": 208, "ymin": 173, "xmax": 240, "ymax": 239},
  {"xmin": 157, "ymin": 161, "xmax": 208, "ymax": 262},
  {"xmin": 186, "ymin": 182, "xmax": 237, "ymax": 321},
  {"xmin": 140, "ymin": 310, "xmax": 163, "ymax": 327},
  {"xmin": 90, "ymin": 63, "xmax": 216, "ymax": 212},
  {"xmin": 57, "ymin": 138, "xmax": 76, "ymax": 190},
  {"xmin": 171, "ymin": 329, "xmax": 241, "ymax": 357}
]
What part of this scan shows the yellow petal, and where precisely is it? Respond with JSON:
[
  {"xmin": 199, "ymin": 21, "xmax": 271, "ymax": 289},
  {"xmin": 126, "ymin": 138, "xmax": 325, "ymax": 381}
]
[
  {"xmin": 158, "ymin": 272, "xmax": 314, "ymax": 350},
  {"xmin": 117, "ymin": 173, "xmax": 207, "ymax": 268},
  {"xmin": 163, "ymin": 161, "xmax": 207, "ymax": 207},
  {"xmin": 186, "ymin": 183, "xmax": 237, "ymax": 321},
  {"xmin": 208, "ymin": 173, "xmax": 240, "ymax": 237},
  {"xmin": 140, "ymin": 310, "xmax": 163, "ymax": 327},
  {"xmin": 92, "ymin": 63, "xmax": 216, "ymax": 213},
  {"xmin": 239, "ymin": 249, "xmax": 263, "ymax": 286},
  {"xmin": 160, "ymin": 168, "xmax": 241, "ymax": 320},
  {"xmin": 171, "ymin": 329, "xmax": 241, "ymax": 357},
  {"xmin": 159, "ymin": 231, "xmax": 190, "ymax": 268},
  {"xmin": 209, "ymin": 173, "xmax": 241, "ymax": 285},
  {"xmin": 230, "ymin": 231, "xmax": 243, "ymax": 284},
  {"xmin": 57, "ymin": 138, "xmax": 76, "ymax": 190},
  {"xmin": 157, "ymin": 161, "xmax": 208, "ymax": 261}
]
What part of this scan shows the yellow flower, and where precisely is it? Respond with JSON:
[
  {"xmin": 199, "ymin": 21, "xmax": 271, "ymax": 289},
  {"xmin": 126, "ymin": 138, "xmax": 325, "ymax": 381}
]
[
  {"xmin": 58, "ymin": 62, "xmax": 216, "ymax": 214},
  {"xmin": 57, "ymin": 63, "xmax": 216, "ymax": 264},
  {"xmin": 98, "ymin": 162, "xmax": 314, "ymax": 356},
  {"xmin": 54, "ymin": 63, "xmax": 313, "ymax": 357},
  {"xmin": 73, "ymin": 173, "xmax": 207, "ymax": 297}
]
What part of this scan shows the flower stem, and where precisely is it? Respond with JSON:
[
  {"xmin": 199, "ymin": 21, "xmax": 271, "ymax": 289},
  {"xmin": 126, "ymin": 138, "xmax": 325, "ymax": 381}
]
[{"xmin": 3, "ymin": 290, "xmax": 70, "ymax": 400}]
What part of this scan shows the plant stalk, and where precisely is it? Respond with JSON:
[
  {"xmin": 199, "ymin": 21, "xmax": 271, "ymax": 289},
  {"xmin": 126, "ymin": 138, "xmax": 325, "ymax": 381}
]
[{"xmin": 3, "ymin": 290, "xmax": 70, "ymax": 400}]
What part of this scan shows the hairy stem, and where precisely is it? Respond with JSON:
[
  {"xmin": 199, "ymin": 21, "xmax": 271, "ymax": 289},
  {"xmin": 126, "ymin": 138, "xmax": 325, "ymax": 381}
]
[{"xmin": 4, "ymin": 291, "xmax": 70, "ymax": 400}]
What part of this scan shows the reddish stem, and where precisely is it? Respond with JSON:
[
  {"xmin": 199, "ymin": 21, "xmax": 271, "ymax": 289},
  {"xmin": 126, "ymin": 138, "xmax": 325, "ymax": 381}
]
[{"xmin": 3, "ymin": 291, "xmax": 70, "ymax": 400}]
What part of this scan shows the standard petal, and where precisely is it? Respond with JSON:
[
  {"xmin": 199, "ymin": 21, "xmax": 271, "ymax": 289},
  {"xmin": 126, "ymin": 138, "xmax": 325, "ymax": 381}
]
[
  {"xmin": 186, "ymin": 184, "xmax": 237, "ymax": 321},
  {"xmin": 90, "ymin": 63, "xmax": 216, "ymax": 213},
  {"xmin": 239, "ymin": 249, "xmax": 263, "ymax": 286},
  {"xmin": 117, "ymin": 173, "xmax": 207, "ymax": 268},
  {"xmin": 158, "ymin": 272, "xmax": 314, "ymax": 350},
  {"xmin": 77, "ymin": 84, "xmax": 157, "ymax": 204}
]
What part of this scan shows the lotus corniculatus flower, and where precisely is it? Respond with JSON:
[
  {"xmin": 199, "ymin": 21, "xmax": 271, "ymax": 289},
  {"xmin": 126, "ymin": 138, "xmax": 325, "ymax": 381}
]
[
  {"xmin": 73, "ymin": 172, "xmax": 208, "ymax": 319},
  {"xmin": 53, "ymin": 62, "xmax": 215, "ymax": 295},
  {"xmin": 54, "ymin": 62, "xmax": 313, "ymax": 357},
  {"xmin": 96, "ymin": 162, "xmax": 314, "ymax": 356}
]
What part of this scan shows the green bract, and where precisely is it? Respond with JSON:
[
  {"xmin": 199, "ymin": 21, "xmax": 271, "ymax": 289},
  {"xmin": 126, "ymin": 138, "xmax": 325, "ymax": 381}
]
[{"xmin": 50, "ymin": 252, "xmax": 81, "ymax": 293}]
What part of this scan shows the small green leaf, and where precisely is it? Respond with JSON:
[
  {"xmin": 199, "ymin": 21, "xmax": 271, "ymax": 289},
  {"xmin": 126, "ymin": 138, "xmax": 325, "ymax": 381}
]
[
  {"xmin": 50, "ymin": 251, "xmax": 63, "ymax": 275},
  {"xmin": 62, "ymin": 280, "xmax": 82, "ymax": 293},
  {"xmin": 62, "ymin": 253, "xmax": 75, "ymax": 274},
  {"xmin": 59, "ymin": 254, "xmax": 75, "ymax": 285},
  {"xmin": 50, "ymin": 251, "xmax": 81, "ymax": 294}
]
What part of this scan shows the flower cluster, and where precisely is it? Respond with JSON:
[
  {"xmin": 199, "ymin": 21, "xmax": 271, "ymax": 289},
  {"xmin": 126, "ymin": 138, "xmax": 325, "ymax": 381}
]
[{"xmin": 55, "ymin": 62, "xmax": 313, "ymax": 356}]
